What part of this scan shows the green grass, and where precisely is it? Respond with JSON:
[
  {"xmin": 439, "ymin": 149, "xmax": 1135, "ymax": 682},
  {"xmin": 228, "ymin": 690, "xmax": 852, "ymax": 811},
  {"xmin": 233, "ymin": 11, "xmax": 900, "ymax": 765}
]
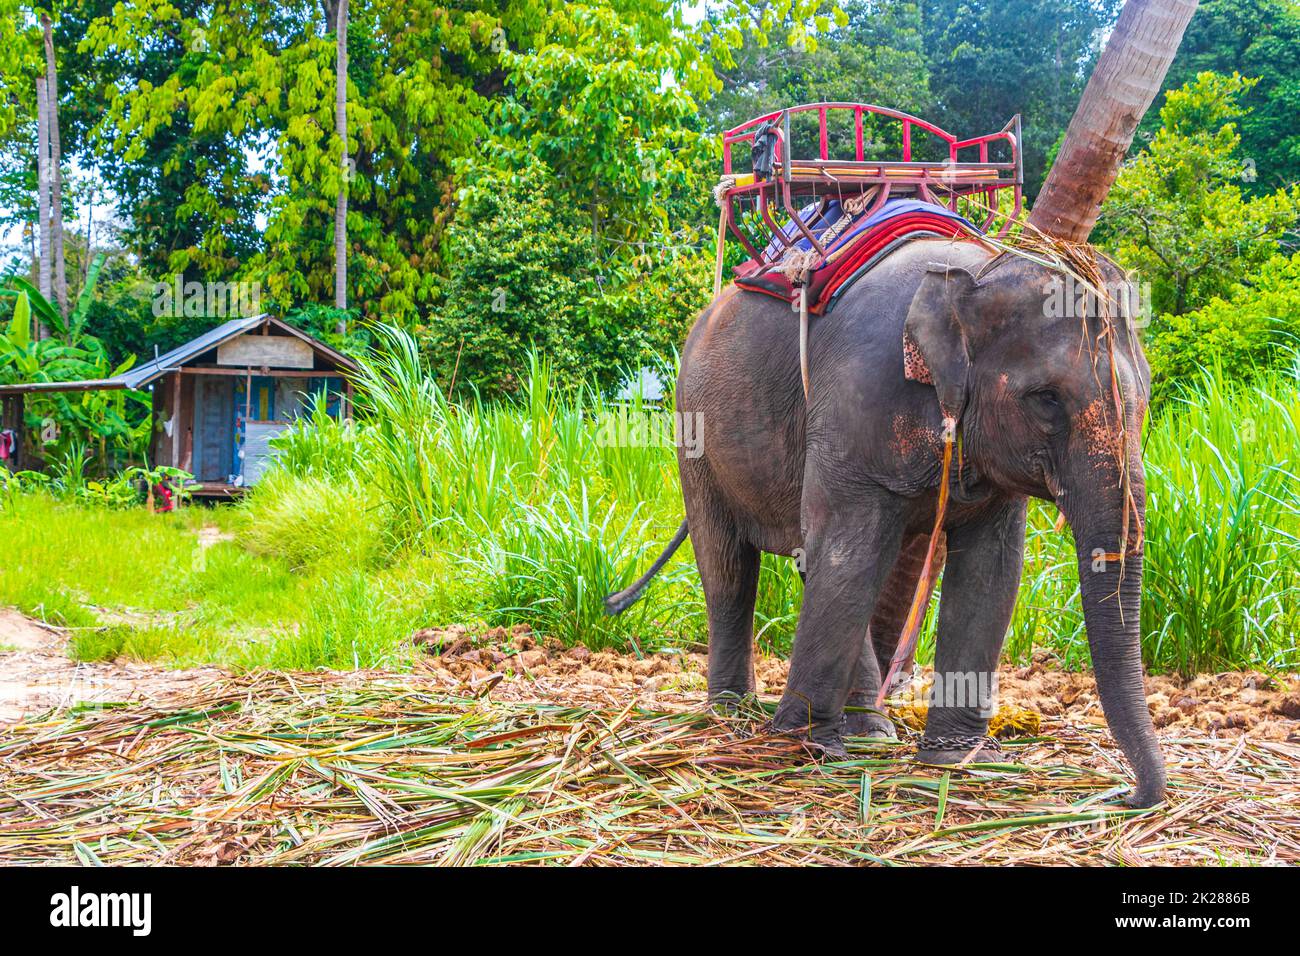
[{"xmin": 2, "ymin": 333, "xmax": 1296, "ymax": 676}]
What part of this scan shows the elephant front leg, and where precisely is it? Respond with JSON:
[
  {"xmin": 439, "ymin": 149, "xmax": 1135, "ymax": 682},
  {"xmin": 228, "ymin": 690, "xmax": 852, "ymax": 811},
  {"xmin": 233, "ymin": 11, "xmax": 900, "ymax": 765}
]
[
  {"xmin": 917, "ymin": 498, "xmax": 1027, "ymax": 765},
  {"xmin": 773, "ymin": 488, "xmax": 904, "ymax": 755}
]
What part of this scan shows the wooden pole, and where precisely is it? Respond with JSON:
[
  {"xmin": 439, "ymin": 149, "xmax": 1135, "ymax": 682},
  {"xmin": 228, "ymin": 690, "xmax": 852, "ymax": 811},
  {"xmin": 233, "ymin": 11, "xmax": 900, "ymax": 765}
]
[
  {"xmin": 35, "ymin": 77, "xmax": 51, "ymax": 318},
  {"xmin": 333, "ymin": 0, "xmax": 349, "ymax": 321},
  {"xmin": 169, "ymin": 372, "xmax": 182, "ymax": 467},
  {"xmin": 42, "ymin": 14, "xmax": 67, "ymax": 318},
  {"xmin": 713, "ymin": 205, "xmax": 727, "ymax": 298}
]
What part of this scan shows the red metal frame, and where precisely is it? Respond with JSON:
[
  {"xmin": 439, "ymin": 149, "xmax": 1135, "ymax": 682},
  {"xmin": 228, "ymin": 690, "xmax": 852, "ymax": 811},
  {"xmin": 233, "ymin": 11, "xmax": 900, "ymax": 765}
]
[{"xmin": 720, "ymin": 103, "xmax": 1023, "ymax": 268}]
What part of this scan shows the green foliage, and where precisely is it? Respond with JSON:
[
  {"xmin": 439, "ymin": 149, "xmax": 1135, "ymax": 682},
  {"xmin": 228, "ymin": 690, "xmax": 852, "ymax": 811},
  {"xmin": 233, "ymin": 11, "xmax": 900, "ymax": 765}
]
[
  {"xmin": 462, "ymin": 491, "xmax": 672, "ymax": 650},
  {"xmin": 436, "ymin": 156, "xmax": 712, "ymax": 395},
  {"xmin": 1146, "ymin": 252, "xmax": 1300, "ymax": 393},
  {"xmin": 268, "ymin": 391, "xmax": 367, "ymax": 481},
  {"xmin": 1099, "ymin": 72, "xmax": 1300, "ymax": 317},
  {"xmin": 1140, "ymin": 366, "xmax": 1300, "ymax": 673},
  {"xmin": 1156, "ymin": 0, "xmax": 1300, "ymax": 196},
  {"xmin": 281, "ymin": 303, "xmax": 370, "ymax": 358},
  {"xmin": 432, "ymin": 159, "xmax": 600, "ymax": 394},
  {"xmin": 919, "ymin": 0, "xmax": 1121, "ymax": 193},
  {"xmin": 488, "ymin": 4, "xmax": 706, "ymax": 249},
  {"xmin": 260, "ymin": 568, "xmax": 412, "ymax": 671},
  {"xmin": 0, "ymin": 281, "xmax": 152, "ymax": 470},
  {"xmin": 236, "ymin": 470, "xmax": 382, "ymax": 572},
  {"xmin": 705, "ymin": 0, "xmax": 929, "ymax": 138},
  {"xmin": 52, "ymin": 0, "xmax": 826, "ymax": 328}
]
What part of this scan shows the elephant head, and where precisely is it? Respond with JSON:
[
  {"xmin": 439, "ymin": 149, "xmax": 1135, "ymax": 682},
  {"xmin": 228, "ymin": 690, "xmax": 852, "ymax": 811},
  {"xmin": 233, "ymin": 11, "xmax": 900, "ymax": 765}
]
[{"xmin": 903, "ymin": 248, "xmax": 1164, "ymax": 807}]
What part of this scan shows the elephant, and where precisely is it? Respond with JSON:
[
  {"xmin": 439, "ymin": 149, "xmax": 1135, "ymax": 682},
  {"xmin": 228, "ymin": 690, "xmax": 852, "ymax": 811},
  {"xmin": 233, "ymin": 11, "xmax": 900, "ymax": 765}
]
[{"xmin": 605, "ymin": 236, "xmax": 1164, "ymax": 809}]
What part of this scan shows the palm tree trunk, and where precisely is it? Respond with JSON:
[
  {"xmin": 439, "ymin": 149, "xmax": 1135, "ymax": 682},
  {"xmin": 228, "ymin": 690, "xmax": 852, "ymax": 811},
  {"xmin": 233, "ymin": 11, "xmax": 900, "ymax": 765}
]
[
  {"xmin": 35, "ymin": 76, "xmax": 52, "ymax": 335},
  {"xmin": 43, "ymin": 14, "xmax": 68, "ymax": 319},
  {"xmin": 1028, "ymin": 0, "xmax": 1200, "ymax": 242},
  {"xmin": 333, "ymin": 0, "xmax": 349, "ymax": 322}
]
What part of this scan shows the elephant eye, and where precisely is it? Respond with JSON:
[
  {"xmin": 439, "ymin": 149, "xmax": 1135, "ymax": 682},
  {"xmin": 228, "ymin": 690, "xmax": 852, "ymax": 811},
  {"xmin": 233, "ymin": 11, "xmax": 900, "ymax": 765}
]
[{"xmin": 1026, "ymin": 387, "xmax": 1064, "ymax": 415}]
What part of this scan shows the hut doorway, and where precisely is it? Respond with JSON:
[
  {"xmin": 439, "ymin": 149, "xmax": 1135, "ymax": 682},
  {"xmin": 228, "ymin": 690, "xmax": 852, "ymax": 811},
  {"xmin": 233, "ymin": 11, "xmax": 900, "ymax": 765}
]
[{"xmin": 192, "ymin": 377, "xmax": 235, "ymax": 483}]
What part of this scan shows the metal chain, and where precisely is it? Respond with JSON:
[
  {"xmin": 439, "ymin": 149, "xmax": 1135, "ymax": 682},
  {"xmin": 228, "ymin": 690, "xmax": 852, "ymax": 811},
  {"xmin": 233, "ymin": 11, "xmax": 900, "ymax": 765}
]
[{"xmin": 919, "ymin": 734, "xmax": 1002, "ymax": 754}]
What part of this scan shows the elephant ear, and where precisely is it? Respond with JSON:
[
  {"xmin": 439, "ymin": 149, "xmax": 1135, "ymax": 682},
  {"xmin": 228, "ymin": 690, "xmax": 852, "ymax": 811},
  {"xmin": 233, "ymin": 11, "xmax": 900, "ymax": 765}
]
[{"xmin": 902, "ymin": 261, "xmax": 979, "ymax": 423}]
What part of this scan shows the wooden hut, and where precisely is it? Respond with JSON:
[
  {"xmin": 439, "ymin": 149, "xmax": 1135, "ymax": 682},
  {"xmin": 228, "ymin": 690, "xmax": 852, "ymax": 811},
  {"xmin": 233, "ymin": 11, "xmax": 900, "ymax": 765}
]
[{"xmin": 0, "ymin": 315, "xmax": 359, "ymax": 497}]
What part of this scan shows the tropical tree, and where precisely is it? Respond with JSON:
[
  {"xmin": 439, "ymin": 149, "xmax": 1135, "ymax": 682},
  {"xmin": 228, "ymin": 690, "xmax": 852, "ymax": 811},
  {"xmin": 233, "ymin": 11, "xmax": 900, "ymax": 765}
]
[
  {"xmin": 921, "ymin": 0, "xmax": 1124, "ymax": 195},
  {"xmin": 331, "ymin": 0, "xmax": 348, "ymax": 317},
  {"xmin": 1, "ymin": 261, "xmax": 150, "ymax": 470},
  {"xmin": 1098, "ymin": 72, "xmax": 1300, "ymax": 315},
  {"xmin": 35, "ymin": 73, "xmax": 50, "ymax": 310},
  {"xmin": 702, "ymin": 0, "xmax": 926, "ymax": 135},
  {"xmin": 1030, "ymin": 0, "xmax": 1201, "ymax": 241},
  {"xmin": 1154, "ymin": 0, "xmax": 1300, "ymax": 194},
  {"xmin": 41, "ymin": 12, "xmax": 67, "ymax": 317}
]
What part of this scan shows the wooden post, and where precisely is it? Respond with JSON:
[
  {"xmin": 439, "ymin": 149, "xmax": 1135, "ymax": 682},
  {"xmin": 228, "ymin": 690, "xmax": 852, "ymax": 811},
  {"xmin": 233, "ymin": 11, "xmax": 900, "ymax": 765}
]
[{"xmin": 169, "ymin": 372, "xmax": 182, "ymax": 467}]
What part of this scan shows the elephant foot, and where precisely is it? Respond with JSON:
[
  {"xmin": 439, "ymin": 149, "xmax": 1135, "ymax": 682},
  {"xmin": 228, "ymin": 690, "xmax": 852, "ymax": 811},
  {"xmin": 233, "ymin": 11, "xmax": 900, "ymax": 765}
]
[
  {"xmin": 843, "ymin": 709, "xmax": 897, "ymax": 739},
  {"xmin": 1120, "ymin": 789, "xmax": 1166, "ymax": 810},
  {"xmin": 769, "ymin": 718, "xmax": 848, "ymax": 760},
  {"xmin": 916, "ymin": 734, "xmax": 1005, "ymax": 766}
]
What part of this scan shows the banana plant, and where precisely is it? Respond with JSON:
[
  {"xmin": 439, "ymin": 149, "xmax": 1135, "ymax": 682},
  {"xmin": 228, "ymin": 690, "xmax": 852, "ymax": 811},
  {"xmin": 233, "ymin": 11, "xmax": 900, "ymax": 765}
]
[{"xmin": 1, "ymin": 258, "xmax": 150, "ymax": 472}]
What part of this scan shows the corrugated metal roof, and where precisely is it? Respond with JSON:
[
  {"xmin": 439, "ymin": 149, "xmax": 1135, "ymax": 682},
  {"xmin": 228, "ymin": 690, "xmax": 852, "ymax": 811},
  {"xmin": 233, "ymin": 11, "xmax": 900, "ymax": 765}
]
[
  {"xmin": 118, "ymin": 314, "xmax": 266, "ymax": 389},
  {"xmin": 0, "ymin": 314, "xmax": 358, "ymax": 395}
]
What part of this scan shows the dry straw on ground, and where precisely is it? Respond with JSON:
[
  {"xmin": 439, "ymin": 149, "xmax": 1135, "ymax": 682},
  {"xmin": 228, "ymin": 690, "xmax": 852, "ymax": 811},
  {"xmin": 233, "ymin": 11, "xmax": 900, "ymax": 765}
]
[{"xmin": 0, "ymin": 669, "xmax": 1296, "ymax": 866}]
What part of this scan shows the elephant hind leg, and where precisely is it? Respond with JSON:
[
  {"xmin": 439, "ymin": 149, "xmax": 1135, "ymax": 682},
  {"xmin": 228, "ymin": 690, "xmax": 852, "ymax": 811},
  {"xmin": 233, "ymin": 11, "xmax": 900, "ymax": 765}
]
[
  {"xmin": 690, "ymin": 514, "xmax": 761, "ymax": 705},
  {"xmin": 843, "ymin": 532, "xmax": 946, "ymax": 737},
  {"xmin": 843, "ymin": 635, "xmax": 897, "ymax": 738},
  {"xmin": 869, "ymin": 531, "xmax": 947, "ymax": 683}
]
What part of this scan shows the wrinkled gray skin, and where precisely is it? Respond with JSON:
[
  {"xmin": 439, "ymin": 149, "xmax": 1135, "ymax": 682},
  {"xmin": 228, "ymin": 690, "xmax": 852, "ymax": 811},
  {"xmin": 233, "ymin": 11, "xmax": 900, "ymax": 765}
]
[{"xmin": 669, "ymin": 238, "xmax": 1163, "ymax": 808}]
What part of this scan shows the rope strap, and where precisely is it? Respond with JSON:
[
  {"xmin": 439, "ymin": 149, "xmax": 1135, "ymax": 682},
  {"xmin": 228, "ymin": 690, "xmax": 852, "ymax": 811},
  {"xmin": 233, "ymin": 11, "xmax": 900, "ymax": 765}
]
[{"xmin": 876, "ymin": 416, "xmax": 957, "ymax": 706}]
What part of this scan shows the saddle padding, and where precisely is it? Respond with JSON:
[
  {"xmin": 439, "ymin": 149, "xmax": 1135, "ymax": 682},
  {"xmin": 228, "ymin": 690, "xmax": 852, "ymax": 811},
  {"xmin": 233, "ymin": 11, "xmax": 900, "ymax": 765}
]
[{"xmin": 734, "ymin": 199, "xmax": 983, "ymax": 315}]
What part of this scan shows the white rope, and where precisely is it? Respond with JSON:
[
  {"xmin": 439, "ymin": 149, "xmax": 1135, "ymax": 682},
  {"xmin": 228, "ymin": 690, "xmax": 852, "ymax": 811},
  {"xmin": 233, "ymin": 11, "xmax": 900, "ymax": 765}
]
[
  {"xmin": 712, "ymin": 176, "xmax": 737, "ymax": 208},
  {"xmin": 798, "ymin": 284, "xmax": 811, "ymax": 403}
]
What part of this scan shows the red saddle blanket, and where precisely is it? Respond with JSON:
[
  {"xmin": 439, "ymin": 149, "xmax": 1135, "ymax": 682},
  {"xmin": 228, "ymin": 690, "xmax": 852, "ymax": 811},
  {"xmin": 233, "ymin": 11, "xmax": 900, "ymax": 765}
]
[{"xmin": 733, "ymin": 198, "xmax": 984, "ymax": 315}]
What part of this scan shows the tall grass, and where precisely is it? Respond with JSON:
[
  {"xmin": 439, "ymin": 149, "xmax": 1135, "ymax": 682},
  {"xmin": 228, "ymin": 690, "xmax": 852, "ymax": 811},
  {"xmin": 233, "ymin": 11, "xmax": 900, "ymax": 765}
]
[
  {"xmin": 461, "ymin": 490, "xmax": 675, "ymax": 650},
  {"xmin": 5, "ymin": 325, "xmax": 1296, "ymax": 675},
  {"xmin": 1140, "ymin": 367, "xmax": 1300, "ymax": 673},
  {"xmin": 242, "ymin": 331, "xmax": 1300, "ymax": 672},
  {"xmin": 259, "ymin": 325, "xmax": 691, "ymax": 652},
  {"xmin": 1002, "ymin": 367, "xmax": 1300, "ymax": 675}
]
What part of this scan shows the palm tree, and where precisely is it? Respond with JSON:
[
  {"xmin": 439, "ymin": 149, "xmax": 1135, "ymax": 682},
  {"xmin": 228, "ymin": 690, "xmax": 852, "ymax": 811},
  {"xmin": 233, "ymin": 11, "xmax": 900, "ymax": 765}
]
[{"xmin": 1028, "ymin": 0, "xmax": 1200, "ymax": 242}]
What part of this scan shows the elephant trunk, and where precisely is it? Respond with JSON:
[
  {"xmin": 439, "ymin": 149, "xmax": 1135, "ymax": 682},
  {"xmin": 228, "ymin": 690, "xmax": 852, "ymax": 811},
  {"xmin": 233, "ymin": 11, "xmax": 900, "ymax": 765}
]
[{"xmin": 1062, "ymin": 477, "xmax": 1165, "ymax": 808}]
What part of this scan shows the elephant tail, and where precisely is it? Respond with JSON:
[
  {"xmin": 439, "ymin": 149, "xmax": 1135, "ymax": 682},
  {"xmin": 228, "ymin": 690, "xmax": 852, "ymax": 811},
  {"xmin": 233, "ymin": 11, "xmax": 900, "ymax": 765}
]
[{"xmin": 603, "ymin": 519, "xmax": 689, "ymax": 615}]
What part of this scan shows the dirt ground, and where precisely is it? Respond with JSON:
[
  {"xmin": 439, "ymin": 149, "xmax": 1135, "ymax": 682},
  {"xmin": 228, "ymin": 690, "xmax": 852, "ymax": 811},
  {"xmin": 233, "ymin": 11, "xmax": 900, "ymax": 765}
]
[
  {"xmin": 3, "ymin": 611, "xmax": 1297, "ymax": 739},
  {"xmin": 2, "ymin": 612, "xmax": 1298, "ymax": 866},
  {"xmin": 0, "ymin": 608, "xmax": 225, "ymax": 722},
  {"xmin": 410, "ymin": 623, "xmax": 1300, "ymax": 742}
]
